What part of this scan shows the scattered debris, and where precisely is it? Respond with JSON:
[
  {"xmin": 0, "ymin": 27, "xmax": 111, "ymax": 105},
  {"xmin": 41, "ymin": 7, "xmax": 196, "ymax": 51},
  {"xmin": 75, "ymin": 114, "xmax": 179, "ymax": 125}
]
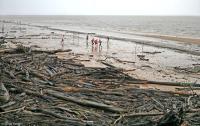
[
  {"xmin": 0, "ymin": 44, "xmax": 199, "ymax": 126},
  {"xmin": 0, "ymin": 83, "xmax": 10, "ymax": 103},
  {"xmin": 143, "ymin": 51, "xmax": 162, "ymax": 54},
  {"xmin": 174, "ymin": 66, "xmax": 200, "ymax": 74},
  {"xmin": 137, "ymin": 54, "xmax": 149, "ymax": 61}
]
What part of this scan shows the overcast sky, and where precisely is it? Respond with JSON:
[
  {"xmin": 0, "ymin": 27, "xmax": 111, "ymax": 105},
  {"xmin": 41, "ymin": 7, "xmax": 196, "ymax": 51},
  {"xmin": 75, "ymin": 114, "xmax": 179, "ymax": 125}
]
[{"xmin": 0, "ymin": 0, "xmax": 200, "ymax": 15}]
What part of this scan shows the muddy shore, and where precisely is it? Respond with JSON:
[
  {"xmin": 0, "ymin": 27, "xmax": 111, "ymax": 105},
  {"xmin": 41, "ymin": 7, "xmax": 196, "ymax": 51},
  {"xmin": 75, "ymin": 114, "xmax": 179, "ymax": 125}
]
[{"xmin": 0, "ymin": 20, "xmax": 200, "ymax": 125}]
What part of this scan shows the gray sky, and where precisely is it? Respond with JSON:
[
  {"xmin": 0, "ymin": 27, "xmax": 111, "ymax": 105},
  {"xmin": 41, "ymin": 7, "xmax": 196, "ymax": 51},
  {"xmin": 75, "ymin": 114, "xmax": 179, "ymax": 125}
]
[{"xmin": 0, "ymin": 0, "xmax": 200, "ymax": 15}]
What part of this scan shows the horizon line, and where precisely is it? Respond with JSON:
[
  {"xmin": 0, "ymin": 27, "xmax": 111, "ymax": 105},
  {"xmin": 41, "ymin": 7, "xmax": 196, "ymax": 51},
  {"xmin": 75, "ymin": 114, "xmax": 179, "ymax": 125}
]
[{"xmin": 0, "ymin": 14, "xmax": 200, "ymax": 16}]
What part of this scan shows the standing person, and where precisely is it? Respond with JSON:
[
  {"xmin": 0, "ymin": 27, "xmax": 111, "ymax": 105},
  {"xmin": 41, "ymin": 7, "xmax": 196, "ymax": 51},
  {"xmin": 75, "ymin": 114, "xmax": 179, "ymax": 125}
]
[
  {"xmin": 86, "ymin": 34, "xmax": 89, "ymax": 48},
  {"xmin": 94, "ymin": 39, "xmax": 98, "ymax": 45},
  {"xmin": 99, "ymin": 39, "xmax": 102, "ymax": 47},
  {"xmin": 86, "ymin": 34, "xmax": 89, "ymax": 41},
  {"xmin": 61, "ymin": 35, "xmax": 64, "ymax": 49},
  {"xmin": 2, "ymin": 24, "xmax": 4, "ymax": 33},
  {"xmin": 91, "ymin": 37, "xmax": 101, "ymax": 53},
  {"xmin": 91, "ymin": 37, "xmax": 94, "ymax": 46},
  {"xmin": 91, "ymin": 38, "xmax": 98, "ymax": 54},
  {"xmin": 99, "ymin": 39, "xmax": 102, "ymax": 53},
  {"xmin": 107, "ymin": 36, "xmax": 110, "ymax": 49},
  {"xmin": 91, "ymin": 37, "xmax": 99, "ymax": 46},
  {"xmin": 107, "ymin": 36, "xmax": 109, "ymax": 42}
]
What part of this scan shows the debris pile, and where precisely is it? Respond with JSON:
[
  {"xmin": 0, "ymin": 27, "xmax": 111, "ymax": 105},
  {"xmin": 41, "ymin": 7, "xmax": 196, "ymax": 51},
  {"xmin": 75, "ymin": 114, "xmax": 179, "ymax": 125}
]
[{"xmin": 0, "ymin": 45, "xmax": 200, "ymax": 126}]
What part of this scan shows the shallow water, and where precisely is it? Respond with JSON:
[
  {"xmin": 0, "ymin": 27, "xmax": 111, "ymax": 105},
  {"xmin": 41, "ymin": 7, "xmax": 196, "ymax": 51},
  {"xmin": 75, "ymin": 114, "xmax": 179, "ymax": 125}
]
[{"xmin": 1, "ymin": 15, "xmax": 200, "ymax": 38}]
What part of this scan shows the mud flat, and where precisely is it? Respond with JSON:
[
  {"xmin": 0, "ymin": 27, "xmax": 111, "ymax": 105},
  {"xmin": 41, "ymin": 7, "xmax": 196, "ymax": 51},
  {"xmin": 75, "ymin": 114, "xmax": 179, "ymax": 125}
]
[
  {"xmin": 1, "ymin": 20, "xmax": 200, "ymax": 56},
  {"xmin": 143, "ymin": 34, "xmax": 200, "ymax": 45}
]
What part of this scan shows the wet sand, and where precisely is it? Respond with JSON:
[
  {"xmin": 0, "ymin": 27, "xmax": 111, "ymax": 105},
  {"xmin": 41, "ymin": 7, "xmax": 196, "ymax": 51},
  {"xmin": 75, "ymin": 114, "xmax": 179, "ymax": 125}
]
[
  {"xmin": 1, "ymin": 20, "xmax": 200, "ymax": 56},
  {"xmin": 143, "ymin": 34, "xmax": 200, "ymax": 45},
  {"xmin": 114, "ymin": 31, "xmax": 200, "ymax": 45},
  {"xmin": 1, "ymin": 20, "xmax": 200, "ymax": 92}
]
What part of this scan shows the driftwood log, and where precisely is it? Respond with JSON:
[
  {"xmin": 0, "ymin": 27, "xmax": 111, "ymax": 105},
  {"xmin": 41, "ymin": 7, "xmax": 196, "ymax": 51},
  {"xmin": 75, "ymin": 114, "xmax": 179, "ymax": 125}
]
[{"xmin": 46, "ymin": 90, "xmax": 125, "ymax": 113}]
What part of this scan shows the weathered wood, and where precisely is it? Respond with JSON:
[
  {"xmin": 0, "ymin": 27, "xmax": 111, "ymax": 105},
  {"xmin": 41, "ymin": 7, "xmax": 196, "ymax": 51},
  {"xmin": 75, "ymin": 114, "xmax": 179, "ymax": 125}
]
[
  {"xmin": 112, "ymin": 112, "xmax": 164, "ymax": 118},
  {"xmin": 46, "ymin": 90, "xmax": 125, "ymax": 113},
  {"xmin": 32, "ymin": 49, "xmax": 72, "ymax": 54},
  {"xmin": 58, "ymin": 86, "xmax": 124, "ymax": 96},
  {"xmin": 7, "ymin": 84, "xmax": 51, "ymax": 101},
  {"xmin": 0, "ymin": 83, "xmax": 10, "ymax": 103},
  {"xmin": 29, "ymin": 69, "xmax": 50, "ymax": 80},
  {"xmin": 157, "ymin": 110, "xmax": 183, "ymax": 126},
  {"xmin": 126, "ymin": 80, "xmax": 200, "ymax": 87},
  {"xmin": 0, "ymin": 101, "xmax": 16, "ymax": 109},
  {"xmin": 55, "ymin": 106, "xmax": 79, "ymax": 115},
  {"xmin": 0, "ymin": 106, "xmax": 25, "ymax": 115},
  {"xmin": 147, "ymin": 81, "xmax": 200, "ymax": 87},
  {"xmin": 176, "ymin": 87, "xmax": 200, "ymax": 91},
  {"xmin": 101, "ymin": 61, "xmax": 135, "ymax": 80},
  {"xmin": 0, "ymin": 48, "xmax": 72, "ymax": 54},
  {"xmin": 27, "ymin": 108, "xmax": 85, "ymax": 125},
  {"xmin": 0, "ymin": 49, "xmax": 16, "ymax": 54}
]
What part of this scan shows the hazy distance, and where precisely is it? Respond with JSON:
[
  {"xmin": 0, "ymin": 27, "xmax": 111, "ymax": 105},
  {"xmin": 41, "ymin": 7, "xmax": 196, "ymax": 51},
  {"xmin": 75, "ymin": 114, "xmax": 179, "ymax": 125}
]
[{"xmin": 0, "ymin": 0, "xmax": 200, "ymax": 15}]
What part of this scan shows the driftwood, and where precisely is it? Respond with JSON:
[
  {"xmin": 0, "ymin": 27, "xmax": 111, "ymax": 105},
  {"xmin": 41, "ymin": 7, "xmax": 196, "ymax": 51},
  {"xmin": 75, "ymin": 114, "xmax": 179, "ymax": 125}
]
[
  {"xmin": 157, "ymin": 110, "xmax": 183, "ymax": 126},
  {"xmin": 126, "ymin": 87, "xmax": 195, "ymax": 96},
  {"xmin": 126, "ymin": 80, "xmax": 200, "ymax": 87},
  {"xmin": 32, "ymin": 49, "xmax": 72, "ymax": 54},
  {"xmin": 7, "ymin": 84, "xmax": 51, "ymax": 101},
  {"xmin": 57, "ymin": 86, "xmax": 124, "ymax": 96},
  {"xmin": 0, "ymin": 49, "xmax": 16, "ymax": 54},
  {"xmin": 137, "ymin": 55, "xmax": 149, "ymax": 61},
  {"xmin": 0, "ymin": 38, "xmax": 199, "ymax": 125},
  {"xmin": 143, "ymin": 51, "xmax": 162, "ymax": 54},
  {"xmin": 108, "ymin": 56, "xmax": 136, "ymax": 64},
  {"xmin": 46, "ymin": 90, "xmax": 125, "ymax": 113},
  {"xmin": 55, "ymin": 106, "xmax": 79, "ymax": 115},
  {"xmin": 147, "ymin": 81, "xmax": 200, "ymax": 87},
  {"xmin": 176, "ymin": 87, "xmax": 200, "ymax": 91},
  {"xmin": 116, "ymin": 60, "xmax": 135, "ymax": 64},
  {"xmin": 0, "ymin": 106, "xmax": 25, "ymax": 115},
  {"xmin": 29, "ymin": 69, "xmax": 50, "ymax": 81},
  {"xmin": 0, "ymin": 101, "xmax": 16, "ymax": 109},
  {"xmin": 101, "ymin": 61, "xmax": 116, "ymax": 68},
  {"xmin": 27, "ymin": 108, "xmax": 85, "ymax": 125},
  {"xmin": 28, "ymin": 108, "xmax": 78, "ymax": 120},
  {"xmin": 0, "ymin": 48, "xmax": 72, "ymax": 54},
  {"xmin": 101, "ymin": 61, "xmax": 135, "ymax": 80},
  {"xmin": 112, "ymin": 112, "xmax": 164, "ymax": 118},
  {"xmin": 122, "ymin": 69, "xmax": 136, "ymax": 72},
  {"xmin": 187, "ymin": 108, "xmax": 200, "ymax": 113}
]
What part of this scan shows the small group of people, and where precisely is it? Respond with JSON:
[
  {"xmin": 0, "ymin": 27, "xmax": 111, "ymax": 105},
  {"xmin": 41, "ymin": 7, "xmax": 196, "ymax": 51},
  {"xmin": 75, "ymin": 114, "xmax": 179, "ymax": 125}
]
[
  {"xmin": 60, "ymin": 33, "xmax": 110, "ymax": 51},
  {"xmin": 91, "ymin": 37, "xmax": 102, "ymax": 47},
  {"xmin": 86, "ymin": 34, "xmax": 109, "ymax": 47},
  {"xmin": 86, "ymin": 34, "xmax": 110, "ymax": 53}
]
